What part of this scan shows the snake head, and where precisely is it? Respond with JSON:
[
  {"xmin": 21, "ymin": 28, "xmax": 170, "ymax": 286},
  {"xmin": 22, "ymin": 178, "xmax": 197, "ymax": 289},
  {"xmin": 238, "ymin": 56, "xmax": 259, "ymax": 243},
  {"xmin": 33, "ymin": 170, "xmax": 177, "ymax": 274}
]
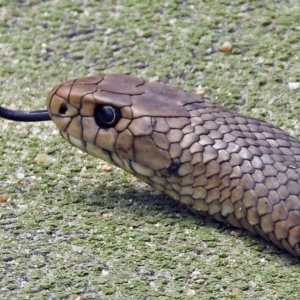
[{"xmin": 46, "ymin": 74, "xmax": 202, "ymax": 185}]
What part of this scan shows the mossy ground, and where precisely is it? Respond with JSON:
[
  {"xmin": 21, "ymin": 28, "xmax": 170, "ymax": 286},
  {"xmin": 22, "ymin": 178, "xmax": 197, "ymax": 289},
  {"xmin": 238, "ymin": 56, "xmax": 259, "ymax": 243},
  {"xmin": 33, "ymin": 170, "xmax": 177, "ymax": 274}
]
[{"xmin": 1, "ymin": 0, "xmax": 300, "ymax": 299}]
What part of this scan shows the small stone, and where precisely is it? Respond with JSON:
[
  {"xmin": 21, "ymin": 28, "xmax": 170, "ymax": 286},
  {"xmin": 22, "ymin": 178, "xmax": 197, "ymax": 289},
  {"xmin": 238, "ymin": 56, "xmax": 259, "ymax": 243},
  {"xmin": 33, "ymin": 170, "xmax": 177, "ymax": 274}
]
[
  {"xmin": 41, "ymin": 43, "xmax": 54, "ymax": 52},
  {"xmin": 237, "ymin": 12, "xmax": 248, "ymax": 18},
  {"xmin": 102, "ymin": 213, "xmax": 114, "ymax": 220},
  {"xmin": 149, "ymin": 281, "xmax": 156, "ymax": 289},
  {"xmin": 206, "ymin": 47, "xmax": 214, "ymax": 54},
  {"xmin": 101, "ymin": 269, "xmax": 109, "ymax": 276},
  {"xmin": 69, "ymin": 235, "xmax": 77, "ymax": 241},
  {"xmin": 71, "ymin": 245, "xmax": 83, "ymax": 253},
  {"xmin": 127, "ymin": 244, "xmax": 135, "ymax": 251},
  {"xmin": 35, "ymin": 153, "xmax": 55, "ymax": 163},
  {"xmin": 105, "ymin": 28, "xmax": 113, "ymax": 35},
  {"xmin": 231, "ymin": 288, "xmax": 240, "ymax": 296},
  {"xmin": 145, "ymin": 242, "xmax": 155, "ymax": 249},
  {"xmin": 195, "ymin": 85, "xmax": 205, "ymax": 96},
  {"xmin": 16, "ymin": 173, "xmax": 25, "ymax": 180},
  {"xmin": 101, "ymin": 165, "xmax": 113, "ymax": 172},
  {"xmin": 0, "ymin": 194, "xmax": 8, "ymax": 203},
  {"xmin": 288, "ymin": 82, "xmax": 300, "ymax": 90},
  {"xmin": 220, "ymin": 41, "xmax": 233, "ymax": 53},
  {"xmin": 169, "ymin": 18, "xmax": 177, "ymax": 25},
  {"xmin": 191, "ymin": 271, "xmax": 201, "ymax": 278},
  {"xmin": 230, "ymin": 229, "xmax": 243, "ymax": 237},
  {"xmin": 248, "ymin": 280, "xmax": 257, "ymax": 288},
  {"xmin": 186, "ymin": 289, "xmax": 196, "ymax": 297}
]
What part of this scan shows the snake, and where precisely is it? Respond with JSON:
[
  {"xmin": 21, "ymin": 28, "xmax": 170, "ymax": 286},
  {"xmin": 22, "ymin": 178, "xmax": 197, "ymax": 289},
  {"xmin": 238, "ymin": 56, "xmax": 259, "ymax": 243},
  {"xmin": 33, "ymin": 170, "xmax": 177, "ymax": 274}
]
[{"xmin": 1, "ymin": 74, "xmax": 300, "ymax": 257}]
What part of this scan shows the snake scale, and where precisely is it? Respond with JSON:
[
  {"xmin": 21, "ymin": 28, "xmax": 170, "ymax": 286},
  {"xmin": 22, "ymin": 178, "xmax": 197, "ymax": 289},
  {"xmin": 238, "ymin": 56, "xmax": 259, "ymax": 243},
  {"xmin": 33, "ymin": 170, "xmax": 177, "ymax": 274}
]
[{"xmin": 1, "ymin": 74, "xmax": 300, "ymax": 257}]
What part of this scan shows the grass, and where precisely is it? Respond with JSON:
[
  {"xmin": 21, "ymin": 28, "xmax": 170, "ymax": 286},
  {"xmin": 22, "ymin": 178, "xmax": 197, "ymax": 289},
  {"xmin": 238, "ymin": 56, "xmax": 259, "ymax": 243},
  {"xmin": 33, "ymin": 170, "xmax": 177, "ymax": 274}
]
[{"xmin": 1, "ymin": 0, "xmax": 300, "ymax": 299}]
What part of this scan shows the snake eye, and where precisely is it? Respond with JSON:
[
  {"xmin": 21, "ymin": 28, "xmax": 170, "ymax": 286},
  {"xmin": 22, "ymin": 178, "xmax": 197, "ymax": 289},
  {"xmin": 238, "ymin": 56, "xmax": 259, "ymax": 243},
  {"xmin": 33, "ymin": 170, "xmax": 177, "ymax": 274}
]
[{"xmin": 94, "ymin": 105, "xmax": 121, "ymax": 128}]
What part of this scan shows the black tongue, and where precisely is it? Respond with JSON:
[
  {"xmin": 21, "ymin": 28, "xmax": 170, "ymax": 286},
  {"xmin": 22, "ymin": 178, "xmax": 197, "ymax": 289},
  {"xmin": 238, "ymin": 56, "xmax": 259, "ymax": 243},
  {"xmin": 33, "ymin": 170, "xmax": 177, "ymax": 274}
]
[{"xmin": 0, "ymin": 106, "xmax": 51, "ymax": 122}]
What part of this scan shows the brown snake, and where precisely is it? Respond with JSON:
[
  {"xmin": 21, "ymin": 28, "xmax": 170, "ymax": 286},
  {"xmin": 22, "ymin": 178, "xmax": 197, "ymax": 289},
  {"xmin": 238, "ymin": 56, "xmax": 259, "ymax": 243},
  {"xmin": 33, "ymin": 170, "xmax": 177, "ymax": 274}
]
[{"xmin": 1, "ymin": 74, "xmax": 300, "ymax": 257}]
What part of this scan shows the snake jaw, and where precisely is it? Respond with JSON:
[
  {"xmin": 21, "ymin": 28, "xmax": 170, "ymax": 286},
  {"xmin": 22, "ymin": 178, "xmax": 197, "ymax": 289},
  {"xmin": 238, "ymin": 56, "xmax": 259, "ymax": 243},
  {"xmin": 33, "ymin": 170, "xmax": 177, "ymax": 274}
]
[
  {"xmin": 61, "ymin": 131, "xmax": 112, "ymax": 164},
  {"xmin": 61, "ymin": 131, "xmax": 157, "ymax": 183}
]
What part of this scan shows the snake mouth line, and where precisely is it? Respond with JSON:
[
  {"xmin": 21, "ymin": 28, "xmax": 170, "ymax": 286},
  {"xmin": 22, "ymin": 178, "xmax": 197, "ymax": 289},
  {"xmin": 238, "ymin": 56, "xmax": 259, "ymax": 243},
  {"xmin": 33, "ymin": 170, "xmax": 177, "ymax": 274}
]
[
  {"xmin": 60, "ymin": 131, "xmax": 136, "ymax": 174},
  {"xmin": 60, "ymin": 131, "xmax": 163, "ymax": 190},
  {"xmin": 0, "ymin": 105, "xmax": 51, "ymax": 122}
]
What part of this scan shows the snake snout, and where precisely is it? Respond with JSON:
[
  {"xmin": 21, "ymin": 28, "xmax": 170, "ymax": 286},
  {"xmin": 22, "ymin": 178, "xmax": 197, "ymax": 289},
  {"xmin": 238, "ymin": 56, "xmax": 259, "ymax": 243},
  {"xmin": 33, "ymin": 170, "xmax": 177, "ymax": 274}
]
[{"xmin": 46, "ymin": 86, "xmax": 79, "ymax": 135}]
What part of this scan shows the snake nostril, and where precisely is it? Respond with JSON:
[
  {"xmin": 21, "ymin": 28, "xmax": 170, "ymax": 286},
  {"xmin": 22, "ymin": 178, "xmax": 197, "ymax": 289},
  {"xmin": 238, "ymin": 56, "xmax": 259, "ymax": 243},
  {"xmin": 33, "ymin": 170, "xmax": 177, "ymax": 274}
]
[{"xmin": 59, "ymin": 103, "xmax": 68, "ymax": 115}]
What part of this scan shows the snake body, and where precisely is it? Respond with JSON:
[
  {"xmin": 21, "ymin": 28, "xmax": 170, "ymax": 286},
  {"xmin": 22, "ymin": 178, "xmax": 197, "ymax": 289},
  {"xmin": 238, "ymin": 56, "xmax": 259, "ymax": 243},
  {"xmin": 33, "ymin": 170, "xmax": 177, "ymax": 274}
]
[{"xmin": 44, "ymin": 74, "xmax": 300, "ymax": 257}]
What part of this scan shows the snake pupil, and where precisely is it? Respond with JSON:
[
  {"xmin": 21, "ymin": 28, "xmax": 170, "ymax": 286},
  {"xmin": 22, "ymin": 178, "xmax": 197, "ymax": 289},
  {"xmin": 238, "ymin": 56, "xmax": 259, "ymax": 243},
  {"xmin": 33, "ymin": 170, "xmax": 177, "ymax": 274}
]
[
  {"xmin": 94, "ymin": 105, "xmax": 121, "ymax": 128},
  {"xmin": 59, "ymin": 103, "xmax": 68, "ymax": 115}
]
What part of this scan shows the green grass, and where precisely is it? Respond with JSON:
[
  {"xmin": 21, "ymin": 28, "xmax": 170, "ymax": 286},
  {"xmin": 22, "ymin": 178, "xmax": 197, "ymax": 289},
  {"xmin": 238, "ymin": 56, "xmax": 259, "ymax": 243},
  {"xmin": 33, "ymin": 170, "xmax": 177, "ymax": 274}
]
[{"xmin": 1, "ymin": 0, "xmax": 300, "ymax": 299}]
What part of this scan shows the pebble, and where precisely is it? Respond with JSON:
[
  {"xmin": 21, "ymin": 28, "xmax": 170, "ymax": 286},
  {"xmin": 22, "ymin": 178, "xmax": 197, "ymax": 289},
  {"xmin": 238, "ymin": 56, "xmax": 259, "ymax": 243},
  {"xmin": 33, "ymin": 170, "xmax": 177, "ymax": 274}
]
[
  {"xmin": 186, "ymin": 289, "xmax": 196, "ymax": 297},
  {"xmin": 191, "ymin": 270, "xmax": 200, "ymax": 278},
  {"xmin": 288, "ymin": 82, "xmax": 300, "ymax": 90},
  {"xmin": 127, "ymin": 244, "xmax": 135, "ymax": 251},
  {"xmin": 0, "ymin": 194, "xmax": 8, "ymax": 203},
  {"xmin": 149, "ymin": 281, "xmax": 156, "ymax": 289},
  {"xmin": 102, "ymin": 213, "xmax": 114, "ymax": 220},
  {"xmin": 101, "ymin": 165, "xmax": 113, "ymax": 172},
  {"xmin": 35, "ymin": 153, "xmax": 56, "ymax": 164},
  {"xmin": 230, "ymin": 229, "xmax": 243, "ymax": 237},
  {"xmin": 69, "ymin": 235, "xmax": 77, "ymax": 241},
  {"xmin": 16, "ymin": 172, "xmax": 25, "ymax": 180},
  {"xmin": 71, "ymin": 245, "xmax": 83, "ymax": 253},
  {"xmin": 196, "ymin": 85, "xmax": 205, "ymax": 96},
  {"xmin": 101, "ymin": 269, "xmax": 109, "ymax": 276},
  {"xmin": 220, "ymin": 41, "xmax": 233, "ymax": 53},
  {"xmin": 231, "ymin": 288, "xmax": 240, "ymax": 296}
]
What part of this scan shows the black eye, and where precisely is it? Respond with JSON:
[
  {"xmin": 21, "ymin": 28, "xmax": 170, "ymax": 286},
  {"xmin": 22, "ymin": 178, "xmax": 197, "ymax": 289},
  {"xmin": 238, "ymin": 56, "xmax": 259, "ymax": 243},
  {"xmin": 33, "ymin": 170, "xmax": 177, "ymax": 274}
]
[
  {"xmin": 94, "ymin": 105, "xmax": 121, "ymax": 128},
  {"xmin": 59, "ymin": 103, "xmax": 68, "ymax": 115}
]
